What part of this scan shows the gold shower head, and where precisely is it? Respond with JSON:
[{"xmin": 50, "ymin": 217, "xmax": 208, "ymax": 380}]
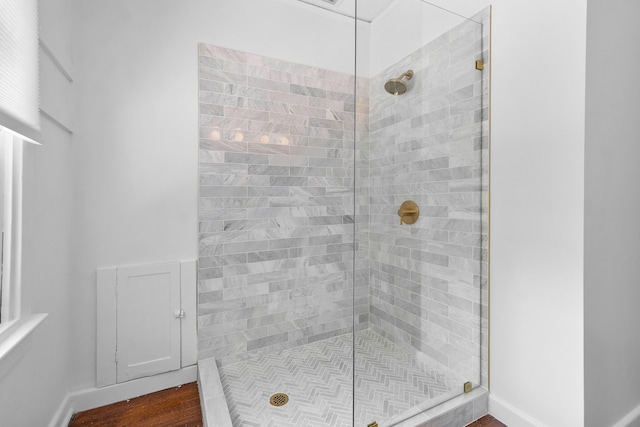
[{"xmin": 384, "ymin": 70, "xmax": 414, "ymax": 96}]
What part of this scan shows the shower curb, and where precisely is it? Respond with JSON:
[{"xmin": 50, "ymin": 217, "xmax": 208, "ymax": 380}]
[
  {"xmin": 391, "ymin": 387, "xmax": 489, "ymax": 427},
  {"xmin": 198, "ymin": 357, "xmax": 233, "ymax": 427}
]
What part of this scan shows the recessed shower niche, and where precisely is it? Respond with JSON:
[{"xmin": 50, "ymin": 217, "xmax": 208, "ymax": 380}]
[{"xmin": 196, "ymin": 1, "xmax": 489, "ymax": 425}]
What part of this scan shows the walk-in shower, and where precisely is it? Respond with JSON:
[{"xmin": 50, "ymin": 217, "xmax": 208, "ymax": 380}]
[{"xmin": 196, "ymin": 1, "xmax": 489, "ymax": 425}]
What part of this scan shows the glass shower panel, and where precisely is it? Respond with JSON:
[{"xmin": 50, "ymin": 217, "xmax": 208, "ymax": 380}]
[
  {"xmin": 354, "ymin": 1, "xmax": 489, "ymax": 425},
  {"xmin": 196, "ymin": 1, "xmax": 358, "ymax": 424}
]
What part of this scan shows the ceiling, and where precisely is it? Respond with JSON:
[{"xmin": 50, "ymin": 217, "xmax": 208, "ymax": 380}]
[{"xmin": 296, "ymin": 0, "xmax": 481, "ymax": 24}]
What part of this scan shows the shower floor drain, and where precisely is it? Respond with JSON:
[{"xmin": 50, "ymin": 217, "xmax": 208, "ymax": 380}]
[{"xmin": 269, "ymin": 393, "xmax": 289, "ymax": 407}]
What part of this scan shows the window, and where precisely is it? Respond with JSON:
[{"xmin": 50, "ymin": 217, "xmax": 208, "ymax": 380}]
[
  {"xmin": 0, "ymin": 0, "xmax": 38, "ymax": 331},
  {"xmin": 1, "ymin": 0, "xmax": 37, "ymax": 326},
  {"xmin": 0, "ymin": 127, "xmax": 21, "ymax": 328},
  {"xmin": 0, "ymin": 0, "xmax": 46, "ymax": 371},
  {"xmin": 0, "ymin": 127, "xmax": 42, "ymax": 380},
  {"xmin": 0, "ymin": 130, "xmax": 5, "ymax": 322}
]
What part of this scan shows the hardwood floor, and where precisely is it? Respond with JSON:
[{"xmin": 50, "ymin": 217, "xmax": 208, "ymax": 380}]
[
  {"xmin": 68, "ymin": 382, "xmax": 506, "ymax": 427},
  {"xmin": 467, "ymin": 415, "xmax": 508, "ymax": 427},
  {"xmin": 68, "ymin": 382, "xmax": 202, "ymax": 427}
]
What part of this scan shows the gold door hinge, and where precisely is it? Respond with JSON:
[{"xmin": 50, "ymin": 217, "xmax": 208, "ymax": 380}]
[
  {"xmin": 464, "ymin": 381, "xmax": 473, "ymax": 393},
  {"xmin": 475, "ymin": 59, "xmax": 484, "ymax": 70},
  {"xmin": 367, "ymin": 422, "xmax": 378, "ymax": 427}
]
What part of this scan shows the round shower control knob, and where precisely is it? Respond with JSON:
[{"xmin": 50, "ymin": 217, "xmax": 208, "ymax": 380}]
[{"xmin": 398, "ymin": 200, "xmax": 419, "ymax": 225}]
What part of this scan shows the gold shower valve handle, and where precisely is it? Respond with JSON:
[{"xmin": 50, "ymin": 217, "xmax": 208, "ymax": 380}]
[{"xmin": 398, "ymin": 200, "xmax": 419, "ymax": 225}]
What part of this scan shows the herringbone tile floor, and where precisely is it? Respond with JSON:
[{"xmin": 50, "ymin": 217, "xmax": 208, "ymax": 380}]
[{"xmin": 218, "ymin": 329, "xmax": 462, "ymax": 426}]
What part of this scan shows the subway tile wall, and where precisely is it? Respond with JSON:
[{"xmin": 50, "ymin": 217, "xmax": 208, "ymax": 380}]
[
  {"xmin": 367, "ymin": 11, "xmax": 489, "ymax": 386},
  {"xmin": 197, "ymin": 44, "xmax": 370, "ymax": 365}
]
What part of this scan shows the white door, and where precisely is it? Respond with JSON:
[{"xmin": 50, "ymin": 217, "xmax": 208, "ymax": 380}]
[{"xmin": 116, "ymin": 262, "xmax": 181, "ymax": 382}]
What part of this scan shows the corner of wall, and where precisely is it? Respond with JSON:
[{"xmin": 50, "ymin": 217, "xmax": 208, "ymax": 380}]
[{"xmin": 488, "ymin": 393, "xmax": 548, "ymax": 427}]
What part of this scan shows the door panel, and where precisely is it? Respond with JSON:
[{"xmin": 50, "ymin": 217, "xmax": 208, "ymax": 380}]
[{"xmin": 116, "ymin": 262, "xmax": 181, "ymax": 382}]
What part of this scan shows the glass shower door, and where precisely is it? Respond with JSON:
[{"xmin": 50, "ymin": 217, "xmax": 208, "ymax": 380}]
[{"xmin": 353, "ymin": 1, "xmax": 489, "ymax": 425}]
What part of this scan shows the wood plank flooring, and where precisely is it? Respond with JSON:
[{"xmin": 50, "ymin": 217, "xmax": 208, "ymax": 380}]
[
  {"xmin": 467, "ymin": 414, "xmax": 508, "ymax": 427},
  {"xmin": 68, "ymin": 382, "xmax": 203, "ymax": 427},
  {"xmin": 67, "ymin": 381, "xmax": 506, "ymax": 427}
]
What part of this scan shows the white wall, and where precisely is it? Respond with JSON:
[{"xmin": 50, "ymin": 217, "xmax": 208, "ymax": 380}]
[
  {"xmin": 70, "ymin": 0, "xmax": 367, "ymax": 391},
  {"xmin": 369, "ymin": 0, "xmax": 469, "ymax": 75},
  {"xmin": 488, "ymin": 1, "xmax": 586, "ymax": 426},
  {"xmin": 584, "ymin": 1, "xmax": 640, "ymax": 426},
  {"xmin": 0, "ymin": 0, "xmax": 76, "ymax": 425}
]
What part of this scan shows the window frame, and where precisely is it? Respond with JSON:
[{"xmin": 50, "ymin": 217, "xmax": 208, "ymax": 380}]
[
  {"xmin": 0, "ymin": 128, "xmax": 45, "ymax": 381},
  {"xmin": 0, "ymin": 129, "xmax": 22, "ymax": 330},
  {"xmin": 0, "ymin": 0, "xmax": 47, "ymax": 375}
]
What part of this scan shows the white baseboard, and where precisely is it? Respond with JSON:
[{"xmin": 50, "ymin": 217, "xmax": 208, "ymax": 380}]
[
  {"xmin": 47, "ymin": 393, "xmax": 73, "ymax": 427},
  {"xmin": 612, "ymin": 402, "xmax": 640, "ymax": 427},
  {"xmin": 489, "ymin": 394, "xmax": 549, "ymax": 427},
  {"xmin": 49, "ymin": 365, "xmax": 197, "ymax": 427}
]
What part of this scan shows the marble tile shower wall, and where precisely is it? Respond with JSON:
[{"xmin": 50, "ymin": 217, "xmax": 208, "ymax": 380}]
[
  {"xmin": 355, "ymin": 75, "xmax": 372, "ymax": 333},
  {"xmin": 197, "ymin": 44, "xmax": 370, "ymax": 365},
  {"xmin": 367, "ymin": 13, "xmax": 489, "ymax": 385}
]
